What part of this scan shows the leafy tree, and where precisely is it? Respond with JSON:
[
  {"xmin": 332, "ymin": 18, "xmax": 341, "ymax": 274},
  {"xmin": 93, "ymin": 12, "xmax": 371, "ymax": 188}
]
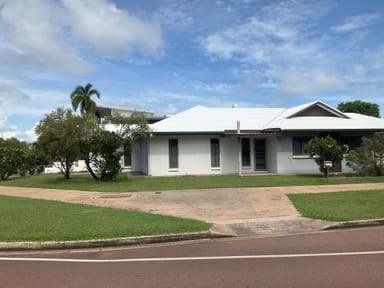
[
  {"xmin": 35, "ymin": 108, "xmax": 83, "ymax": 179},
  {"xmin": 337, "ymin": 100, "xmax": 380, "ymax": 118},
  {"xmin": 25, "ymin": 143, "xmax": 51, "ymax": 175},
  {"xmin": 346, "ymin": 132, "xmax": 384, "ymax": 176},
  {"xmin": 70, "ymin": 83, "xmax": 100, "ymax": 115},
  {"xmin": 77, "ymin": 113, "xmax": 103, "ymax": 180},
  {"xmin": 86, "ymin": 112, "xmax": 150, "ymax": 181},
  {"xmin": 0, "ymin": 137, "xmax": 27, "ymax": 149},
  {"xmin": 89, "ymin": 130, "xmax": 123, "ymax": 181},
  {"xmin": 108, "ymin": 111, "xmax": 150, "ymax": 154},
  {"xmin": 0, "ymin": 138, "xmax": 41, "ymax": 179},
  {"xmin": 0, "ymin": 147, "xmax": 23, "ymax": 180},
  {"xmin": 304, "ymin": 136, "xmax": 349, "ymax": 177}
]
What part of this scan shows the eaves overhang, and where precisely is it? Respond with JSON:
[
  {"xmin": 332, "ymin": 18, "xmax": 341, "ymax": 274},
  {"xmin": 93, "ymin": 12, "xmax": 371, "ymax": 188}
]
[
  {"xmin": 152, "ymin": 129, "xmax": 284, "ymax": 137},
  {"xmin": 280, "ymin": 128, "xmax": 384, "ymax": 133},
  {"xmin": 224, "ymin": 129, "xmax": 282, "ymax": 137},
  {"xmin": 151, "ymin": 131, "xmax": 225, "ymax": 136}
]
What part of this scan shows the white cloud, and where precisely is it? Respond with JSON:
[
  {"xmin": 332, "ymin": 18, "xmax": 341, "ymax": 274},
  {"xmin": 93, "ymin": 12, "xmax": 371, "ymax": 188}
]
[
  {"xmin": 0, "ymin": 82, "xmax": 69, "ymax": 116},
  {"xmin": 0, "ymin": 0, "xmax": 91, "ymax": 75},
  {"xmin": 0, "ymin": 112, "xmax": 36, "ymax": 141},
  {"xmin": 199, "ymin": 0, "xmax": 384, "ymax": 99},
  {"xmin": 200, "ymin": 0, "xmax": 325, "ymax": 65},
  {"xmin": 0, "ymin": 82, "xmax": 30, "ymax": 103},
  {"xmin": 0, "ymin": 0, "xmax": 164, "ymax": 78},
  {"xmin": 278, "ymin": 70, "xmax": 346, "ymax": 95},
  {"xmin": 191, "ymin": 81, "xmax": 236, "ymax": 93},
  {"xmin": 153, "ymin": 0, "xmax": 193, "ymax": 30},
  {"xmin": 351, "ymin": 64, "xmax": 367, "ymax": 78},
  {"xmin": 137, "ymin": 90, "xmax": 255, "ymax": 112},
  {"xmin": 164, "ymin": 103, "xmax": 178, "ymax": 115},
  {"xmin": 0, "ymin": 82, "xmax": 68, "ymax": 141},
  {"xmin": 331, "ymin": 14, "xmax": 380, "ymax": 34},
  {"xmin": 63, "ymin": 0, "xmax": 163, "ymax": 57}
]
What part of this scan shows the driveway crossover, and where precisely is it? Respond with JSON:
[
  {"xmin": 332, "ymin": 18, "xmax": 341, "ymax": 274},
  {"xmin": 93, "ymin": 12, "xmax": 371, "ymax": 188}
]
[{"xmin": 1, "ymin": 183, "xmax": 383, "ymax": 236}]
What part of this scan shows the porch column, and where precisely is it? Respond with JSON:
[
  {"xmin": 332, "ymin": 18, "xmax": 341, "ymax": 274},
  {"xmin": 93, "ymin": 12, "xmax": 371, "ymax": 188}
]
[
  {"xmin": 237, "ymin": 121, "xmax": 242, "ymax": 176},
  {"xmin": 238, "ymin": 137, "xmax": 242, "ymax": 176}
]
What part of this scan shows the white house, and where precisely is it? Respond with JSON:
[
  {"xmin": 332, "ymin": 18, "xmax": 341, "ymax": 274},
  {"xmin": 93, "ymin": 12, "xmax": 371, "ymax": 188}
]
[{"xmin": 130, "ymin": 101, "xmax": 384, "ymax": 176}]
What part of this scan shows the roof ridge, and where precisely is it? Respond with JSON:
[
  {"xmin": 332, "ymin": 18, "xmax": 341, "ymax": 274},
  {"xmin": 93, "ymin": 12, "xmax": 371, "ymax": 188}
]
[{"xmin": 261, "ymin": 108, "xmax": 289, "ymax": 130}]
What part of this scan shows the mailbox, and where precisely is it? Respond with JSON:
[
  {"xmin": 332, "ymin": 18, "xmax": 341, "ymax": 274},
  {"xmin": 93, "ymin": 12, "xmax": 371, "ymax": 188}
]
[{"xmin": 323, "ymin": 161, "xmax": 333, "ymax": 169}]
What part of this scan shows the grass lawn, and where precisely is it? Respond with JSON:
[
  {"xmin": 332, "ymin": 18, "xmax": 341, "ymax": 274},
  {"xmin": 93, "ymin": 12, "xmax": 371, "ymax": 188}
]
[
  {"xmin": 288, "ymin": 190, "xmax": 384, "ymax": 221},
  {"xmin": 0, "ymin": 195, "xmax": 211, "ymax": 242},
  {"xmin": 1, "ymin": 173, "xmax": 383, "ymax": 192}
]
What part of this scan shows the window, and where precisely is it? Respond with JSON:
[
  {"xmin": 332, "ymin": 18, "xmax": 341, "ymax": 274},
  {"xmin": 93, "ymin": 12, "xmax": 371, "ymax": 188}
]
[
  {"xmin": 123, "ymin": 145, "xmax": 132, "ymax": 167},
  {"xmin": 210, "ymin": 138, "xmax": 220, "ymax": 167},
  {"xmin": 241, "ymin": 138, "xmax": 251, "ymax": 167},
  {"xmin": 341, "ymin": 136, "xmax": 362, "ymax": 150},
  {"xmin": 169, "ymin": 139, "xmax": 179, "ymax": 169},
  {"xmin": 292, "ymin": 137, "xmax": 311, "ymax": 156},
  {"xmin": 124, "ymin": 153, "xmax": 132, "ymax": 167}
]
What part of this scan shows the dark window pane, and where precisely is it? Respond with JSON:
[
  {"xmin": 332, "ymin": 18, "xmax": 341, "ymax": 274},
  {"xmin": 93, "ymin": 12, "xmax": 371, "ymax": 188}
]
[
  {"xmin": 124, "ymin": 153, "xmax": 132, "ymax": 167},
  {"xmin": 241, "ymin": 138, "xmax": 251, "ymax": 167},
  {"xmin": 254, "ymin": 140, "xmax": 266, "ymax": 170},
  {"xmin": 211, "ymin": 138, "xmax": 220, "ymax": 167},
  {"xmin": 292, "ymin": 137, "xmax": 311, "ymax": 155},
  {"xmin": 124, "ymin": 146, "xmax": 132, "ymax": 167},
  {"xmin": 169, "ymin": 139, "xmax": 179, "ymax": 169}
]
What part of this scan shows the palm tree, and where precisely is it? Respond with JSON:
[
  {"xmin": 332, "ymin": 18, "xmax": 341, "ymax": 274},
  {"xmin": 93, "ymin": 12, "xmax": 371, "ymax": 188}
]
[{"xmin": 70, "ymin": 83, "xmax": 101, "ymax": 115}]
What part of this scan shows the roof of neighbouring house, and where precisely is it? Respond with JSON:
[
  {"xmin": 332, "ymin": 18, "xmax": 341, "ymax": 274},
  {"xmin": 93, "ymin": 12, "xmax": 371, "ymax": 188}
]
[
  {"xmin": 150, "ymin": 101, "xmax": 384, "ymax": 134},
  {"xmin": 95, "ymin": 106, "xmax": 166, "ymax": 124},
  {"xmin": 95, "ymin": 106, "xmax": 154, "ymax": 118}
]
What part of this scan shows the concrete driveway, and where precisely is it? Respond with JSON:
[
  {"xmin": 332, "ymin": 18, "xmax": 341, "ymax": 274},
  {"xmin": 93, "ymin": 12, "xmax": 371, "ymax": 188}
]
[{"xmin": 1, "ymin": 183, "xmax": 383, "ymax": 236}]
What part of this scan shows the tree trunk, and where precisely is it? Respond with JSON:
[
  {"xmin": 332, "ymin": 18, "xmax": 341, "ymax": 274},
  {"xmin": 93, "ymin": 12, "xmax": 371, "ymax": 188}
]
[{"xmin": 85, "ymin": 157, "xmax": 99, "ymax": 180}]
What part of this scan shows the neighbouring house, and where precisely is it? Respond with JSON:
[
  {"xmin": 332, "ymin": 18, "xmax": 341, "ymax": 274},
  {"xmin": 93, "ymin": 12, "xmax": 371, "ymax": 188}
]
[
  {"xmin": 130, "ymin": 100, "xmax": 384, "ymax": 176},
  {"xmin": 95, "ymin": 105, "xmax": 164, "ymax": 124}
]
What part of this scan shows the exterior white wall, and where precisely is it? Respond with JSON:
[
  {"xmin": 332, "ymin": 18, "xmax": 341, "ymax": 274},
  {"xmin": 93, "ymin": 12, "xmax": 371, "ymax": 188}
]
[
  {"xmin": 221, "ymin": 137, "xmax": 239, "ymax": 174},
  {"xmin": 341, "ymin": 159, "xmax": 354, "ymax": 173},
  {"xmin": 148, "ymin": 135, "xmax": 241, "ymax": 176},
  {"xmin": 44, "ymin": 160, "xmax": 94, "ymax": 174},
  {"xmin": 139, "ymin": 134, "xmax": 353, "ymax": 177},
  {"xmin": 146, "ymin": 135, "xmax": 280, "ymax": 176},
  {"xmin": 266, "ymin": 137, "xmax": 278, "ymax": 173},
  {"xmin": 275, "ymin": 135, "xmax": 351, "ymax": 174},
  {"xmin": 276, "ymin": 136, "xmax": 319, "ymax": 174}
]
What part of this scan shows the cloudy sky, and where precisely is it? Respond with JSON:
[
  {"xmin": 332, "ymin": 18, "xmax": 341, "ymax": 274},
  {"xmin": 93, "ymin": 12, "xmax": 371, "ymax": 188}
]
[{"xmin": 0, "ymin": 0, "xmax": 383, "ymax": 141}]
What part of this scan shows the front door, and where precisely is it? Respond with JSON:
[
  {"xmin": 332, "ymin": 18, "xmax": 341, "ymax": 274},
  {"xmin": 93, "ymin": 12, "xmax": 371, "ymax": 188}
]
[{"xmin": 254, "ymin": 139, "xmax": 266, "ymax": 170}]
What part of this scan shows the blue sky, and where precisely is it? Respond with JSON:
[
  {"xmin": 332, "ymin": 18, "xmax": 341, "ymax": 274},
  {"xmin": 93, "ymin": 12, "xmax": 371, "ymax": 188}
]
[{"xmin": 0, "ymin": 0, "xmax": 383, "ymax": 141}]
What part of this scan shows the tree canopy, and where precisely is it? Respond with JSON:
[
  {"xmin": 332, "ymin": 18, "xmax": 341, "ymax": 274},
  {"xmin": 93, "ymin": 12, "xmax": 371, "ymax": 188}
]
[
  {"xmin": 304, "ymin": 135, "xmax": 348, "ymax": 177},
  {"xmin": 346, "ymin": 132, "xmax": 384, "ymax": 176},
  {"xmin": 87, "ymin": 111, "xmax": 150, "ymax": 181},
  {"xmin": 70, "ymin": 83, "xmax": 100, "ymax": 115},
  {"xmin": 0, "ymin": 138, "xmax": 47, "ymax": 180},
  {"xmin": 337, "ymin": 100, "xmax": 380, "ymax": 118},
  {"xmin": 35, "ymin": 108, "xmax": 84, "ymax": 179}
]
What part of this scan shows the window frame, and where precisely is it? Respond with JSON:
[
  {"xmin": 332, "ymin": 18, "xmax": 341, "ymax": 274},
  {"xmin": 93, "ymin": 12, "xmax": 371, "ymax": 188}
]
[
  {"xmin": 122, "ymin": 143, "xmax": 132, "ymax": 168},
  {"xmin": 241, "ymin": 138, "xmax": 251, "ymax": 167},
  {"xmin": 292, "ymin": 137, "xmax": 312, "ymax": 156},
  {"xmin": 168, "ymin": 139, "xmax": 179, "ymax": 169},
  {"xmin": 210, "ymin": 138, "xmax": 221, "ymax": 168}
]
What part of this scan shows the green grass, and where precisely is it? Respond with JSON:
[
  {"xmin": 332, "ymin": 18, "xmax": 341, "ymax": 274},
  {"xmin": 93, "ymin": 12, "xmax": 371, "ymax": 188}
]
[
  {"xmin": 0, "ymin": 195, "xmax": 211, "ymax": 242},
  {"xmin": 288, "ymin": 190, "xmax": 384, "ymax": 221},
  {"xmin": 1, "ymin": 173, "xmax": 383, "ymax": 192}
]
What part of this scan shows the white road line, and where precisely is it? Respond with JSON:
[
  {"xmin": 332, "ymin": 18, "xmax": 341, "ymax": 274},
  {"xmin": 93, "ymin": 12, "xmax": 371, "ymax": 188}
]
[{"xmin": 1, "ymin": 251, "xmax": 384, "ymax": 263}]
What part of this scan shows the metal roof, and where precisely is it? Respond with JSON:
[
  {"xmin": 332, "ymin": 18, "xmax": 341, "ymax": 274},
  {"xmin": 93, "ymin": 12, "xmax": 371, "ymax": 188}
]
[{"xmin": 150, "ymin": 101, "xmax": 384, "ymax": 134}]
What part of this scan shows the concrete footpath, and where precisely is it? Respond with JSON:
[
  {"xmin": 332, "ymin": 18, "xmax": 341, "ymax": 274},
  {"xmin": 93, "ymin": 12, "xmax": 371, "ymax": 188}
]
[{"xmin": 0, "ymin": 183, "xmax": 384, "ymax": 250}]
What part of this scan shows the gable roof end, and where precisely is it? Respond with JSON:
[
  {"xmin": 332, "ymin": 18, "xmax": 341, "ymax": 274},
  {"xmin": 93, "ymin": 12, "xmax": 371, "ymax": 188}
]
[{"xmin": 286, "ymin": 101, "xmax": 349, "ymax": 119}]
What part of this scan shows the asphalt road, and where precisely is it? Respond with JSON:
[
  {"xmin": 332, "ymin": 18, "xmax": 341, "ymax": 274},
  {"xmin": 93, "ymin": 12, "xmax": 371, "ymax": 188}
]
[{"xmin": 1, "ymin": 226, "xmax": 384, "ymax": 288}]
